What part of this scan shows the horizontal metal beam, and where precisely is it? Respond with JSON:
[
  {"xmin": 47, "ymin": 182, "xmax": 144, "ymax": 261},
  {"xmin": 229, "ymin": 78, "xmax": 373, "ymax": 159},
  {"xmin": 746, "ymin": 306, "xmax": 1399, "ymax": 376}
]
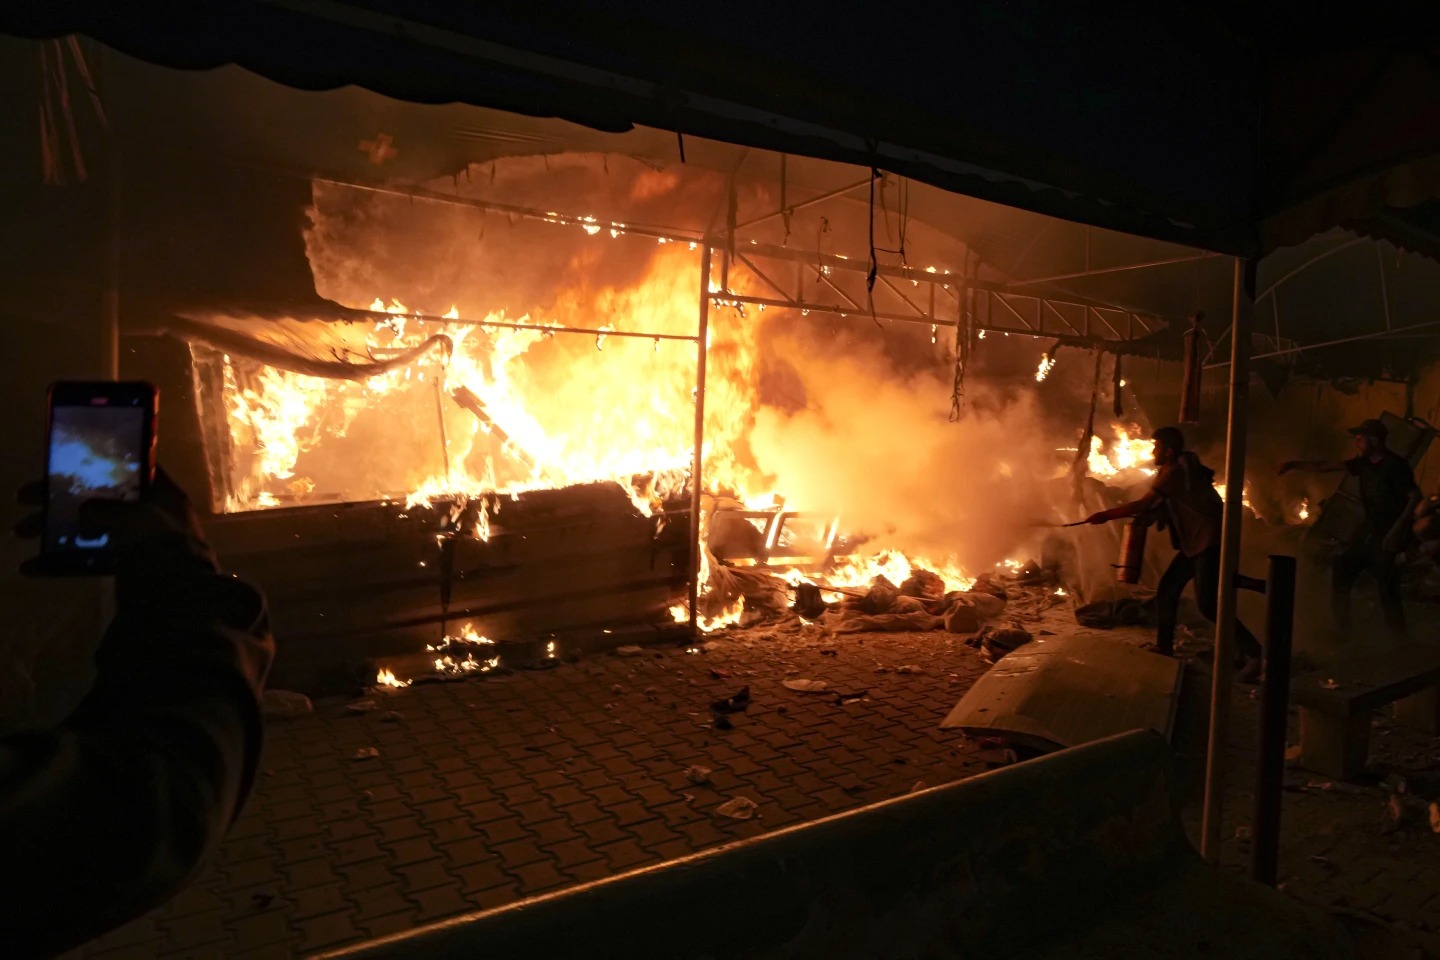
[
  {"xmin": 313, "ymin": 175, "xmax": 703, "ymax": 246},
  {"xmin": 732, "ymin": 177, "xmax": 872, "ymax": 231},
  {"xmin": 1204, "ymin": 318, "xmax": 1440, "ymax": 367},
  {"xmin": 1007, "ymin": 252, "xmax": 1219, "ymax": 286}
]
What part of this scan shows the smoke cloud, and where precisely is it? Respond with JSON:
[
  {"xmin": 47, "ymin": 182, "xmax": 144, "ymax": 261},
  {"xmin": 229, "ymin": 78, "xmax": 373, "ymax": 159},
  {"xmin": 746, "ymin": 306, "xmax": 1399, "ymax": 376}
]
[{"xmin": 748, "ymin": 331, "xmax": 1066, "ymax": 572}]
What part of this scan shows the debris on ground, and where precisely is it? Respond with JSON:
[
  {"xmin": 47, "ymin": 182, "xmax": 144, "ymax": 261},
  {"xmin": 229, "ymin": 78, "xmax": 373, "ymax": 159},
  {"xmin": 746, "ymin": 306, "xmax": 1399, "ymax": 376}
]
[
  {"xmin": 262, "ymin": 690, "xmax": 313, "ymax": 718},
  {"xmin": 686, "ymin": 765, "xmax": 712, "ymax": 784},
  {"xmin": 610, "ymin": 684, "xmax": 625, "ymax": 694},
  {"xmin": 895, "ymin": 664, "xmax": 924, "ymax": 675},
  {"xmin": 351, "ymin": 747, "xmax": 380, "ymax": 761},
  {"xmin": 782, "ymin": 678, "xmax": 829, "ymax": 693},
  {"xmin": 833, "ymin": 690, "xmax": 868, "ymax": 706},
  {"xmin": 910, "ymin": 780, "xmax": 927, "ymax": 793},
  {"xmin": 615, "ymin": 645, "xmax": 644, "ymax": 657},
  {"xmin": 710, "ymin": 686, "xmax": 751, "ymax": 713},
  {"xmin": 969, "ymin": 624, "xmax": 1033, "ymax": 663},
  {"xmin": 716, "ymin": 796, "xmax": 759, "ymax": 820},
  {"xmin": 1430, "ymin": 802, "xmax": 1440, "ymax": 834},
  {"xmin": 379, "ymin": 711, "xmax": 403, "ymax": 723},
  {"xmin": 709, "ymin": 667, "xmax": 733, "ymax": 679},
  {"xmin": 345, "ymin": 699, "xmax": 378, "ymax": 713}
]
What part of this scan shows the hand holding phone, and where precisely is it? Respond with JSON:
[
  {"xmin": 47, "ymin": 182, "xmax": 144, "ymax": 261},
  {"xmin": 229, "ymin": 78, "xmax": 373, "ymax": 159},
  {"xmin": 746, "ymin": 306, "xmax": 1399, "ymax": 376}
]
[{"xmin": 34, "ymin": 381, "xmax": 158, "ymax": 575}]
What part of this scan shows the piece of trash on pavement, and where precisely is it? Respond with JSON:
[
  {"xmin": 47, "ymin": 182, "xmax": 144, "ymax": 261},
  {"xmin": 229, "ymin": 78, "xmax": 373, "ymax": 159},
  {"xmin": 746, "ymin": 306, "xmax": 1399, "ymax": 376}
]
[
  {"xmin": 345, "ymin": 699, "xmax": 378, "ymax": 713},
  {"xmin": 716, "ymin": 796, "xmax": 759, "ymax": 820},
  {"xmin": 379, "ymin": 711, "xmax": 403, "ymax": 723},
  {"xmin": 909, "ymin": 781, "xmax": 927, "ymax": 793},
  {"xmin": 686, "ymin": 765, "xmax": 712, "ymax": 784},
  {"xmin": 709, "ymin": 668, "xmax": 733, "ymax": 679},
  {"xmin": 352, "ymin": 747, "xmax": 380, "ymax": 761},
  {"xmin": 615, "ymin": 645, "xmax": 644, "ymax": 657},
  {"xmin": 782, "ymin": 678, "xmax": 829, "ymax": 693},
  {"xmin": 896, "ymin": 664, "xmax": 924, "ymax": 675},
  {"xmin": 710, "ymin": 686, "xmax": 751, "ymax": 713}
]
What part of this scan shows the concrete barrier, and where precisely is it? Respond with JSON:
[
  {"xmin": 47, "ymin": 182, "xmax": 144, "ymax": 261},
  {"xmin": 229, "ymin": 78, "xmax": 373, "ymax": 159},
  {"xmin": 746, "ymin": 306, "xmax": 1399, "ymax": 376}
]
[{"xmin": 313, "ymin": 729, "xmax": 1350, "ymax": 960}]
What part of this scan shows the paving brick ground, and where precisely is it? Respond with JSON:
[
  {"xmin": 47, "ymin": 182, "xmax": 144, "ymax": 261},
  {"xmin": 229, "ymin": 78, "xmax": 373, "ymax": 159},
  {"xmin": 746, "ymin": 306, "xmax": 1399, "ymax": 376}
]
[{"xmin": 63, "ymin": 619, "xmax": 1440, "ymax": 959}]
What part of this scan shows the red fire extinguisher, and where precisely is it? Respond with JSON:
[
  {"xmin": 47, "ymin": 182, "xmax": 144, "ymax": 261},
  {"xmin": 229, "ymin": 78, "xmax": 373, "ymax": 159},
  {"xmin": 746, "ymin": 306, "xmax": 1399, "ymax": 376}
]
[{"xmin": 1116, "ymin": 517, "xmax": 1150, "ymax": 584}]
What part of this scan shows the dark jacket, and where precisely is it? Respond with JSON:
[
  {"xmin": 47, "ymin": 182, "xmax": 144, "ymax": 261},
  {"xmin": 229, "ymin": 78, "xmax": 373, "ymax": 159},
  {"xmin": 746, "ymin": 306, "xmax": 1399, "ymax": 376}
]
[{"xmin": 0, "ymin": 532, "xmax": 273, "ymax": 959}]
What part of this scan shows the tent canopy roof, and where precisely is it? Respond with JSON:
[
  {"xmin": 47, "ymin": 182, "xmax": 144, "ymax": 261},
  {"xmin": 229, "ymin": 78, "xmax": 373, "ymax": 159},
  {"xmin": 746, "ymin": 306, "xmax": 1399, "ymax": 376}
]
[{"xmin": 6, "ymin": 1, "xmax": 1440, "ymax": 258}]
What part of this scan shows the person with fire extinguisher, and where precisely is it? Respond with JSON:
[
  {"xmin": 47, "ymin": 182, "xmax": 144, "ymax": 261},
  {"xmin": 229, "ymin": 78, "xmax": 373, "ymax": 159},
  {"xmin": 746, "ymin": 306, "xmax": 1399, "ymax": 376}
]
[
  {"xmin": 1083, "ymin": 426, "xmax": 1264, "ymax": 681},
  {"xmin": 1279, "ymin": 418, "xmax": 1421, "ymax": 642},
  {"xmin": 3, "ymin": 470, "xmax": 274, "ymax": 958}
]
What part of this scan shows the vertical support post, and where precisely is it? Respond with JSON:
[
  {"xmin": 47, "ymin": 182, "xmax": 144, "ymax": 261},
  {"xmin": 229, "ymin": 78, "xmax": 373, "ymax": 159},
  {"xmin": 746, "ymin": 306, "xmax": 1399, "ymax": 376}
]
[
  {"xmin": 1377, "ymin": 245, "xmax": 1392, "ymax": 331},
  {"xmin": 688, "ymin": 246, "xmax": 713, "ymax": 636},
  {"xmin": 1253, "ymin": 554, "xmax": 1296, "ymax": 886},
  {"xmin": 1202, "ymin": 256, "xmax": 1254, "ymax": 862}
]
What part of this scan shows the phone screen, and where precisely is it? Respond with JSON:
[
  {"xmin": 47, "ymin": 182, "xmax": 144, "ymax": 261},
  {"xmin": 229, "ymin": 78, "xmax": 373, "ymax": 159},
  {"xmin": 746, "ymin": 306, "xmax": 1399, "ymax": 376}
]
[{"xmin": 44, "ymin": 387, "xmax": 154, "ymax": 568}]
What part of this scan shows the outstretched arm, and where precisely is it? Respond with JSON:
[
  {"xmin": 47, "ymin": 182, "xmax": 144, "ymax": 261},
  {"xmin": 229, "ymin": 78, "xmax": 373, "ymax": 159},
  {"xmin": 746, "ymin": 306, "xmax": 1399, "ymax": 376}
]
[{"xmin": 1085, "ymin": 489, "xmax": 1163, "ymax": 525}]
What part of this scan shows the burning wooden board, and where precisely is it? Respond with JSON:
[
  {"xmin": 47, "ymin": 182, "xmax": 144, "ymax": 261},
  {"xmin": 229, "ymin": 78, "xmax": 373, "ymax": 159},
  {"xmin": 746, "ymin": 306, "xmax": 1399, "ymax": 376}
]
[{"xmin": 940, "ymin": 634, "xmax": 1182, "ymax": 753}]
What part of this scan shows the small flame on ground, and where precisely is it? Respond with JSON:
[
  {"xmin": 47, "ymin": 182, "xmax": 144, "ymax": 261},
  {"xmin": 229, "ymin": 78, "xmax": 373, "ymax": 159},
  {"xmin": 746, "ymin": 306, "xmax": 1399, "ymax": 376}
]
[
  {"xmin": 1035, "ymin": 354, "xmax": 1056, "ymax": 382},
  {"xmin": 376, "ymin": 667, "xmax": 409, "ymax": 688}
]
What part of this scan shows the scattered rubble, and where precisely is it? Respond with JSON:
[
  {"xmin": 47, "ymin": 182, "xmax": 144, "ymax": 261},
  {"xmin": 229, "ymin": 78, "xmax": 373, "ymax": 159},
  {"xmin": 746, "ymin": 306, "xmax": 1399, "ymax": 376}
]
[
  {"xmin": 615, "ymin": 645, "xmax": 644, "ymax": 657},
  {"xmin": 710, "ymin": 686, "xmax": 751, "ymax": 713},
  {"xmin": 782, "ymin": 679, "xmax": 829, "ymax": 693},
  {"xmin": 351, "ymin": 747, "xmax": 380, "ymax": 761},
  {"xmin": 686, "ymin": 765, "xmax": 712, "ymax": 784},
  {"xmin": 716, "ymin": 796, "xmax": 759, "ymax": 820}
]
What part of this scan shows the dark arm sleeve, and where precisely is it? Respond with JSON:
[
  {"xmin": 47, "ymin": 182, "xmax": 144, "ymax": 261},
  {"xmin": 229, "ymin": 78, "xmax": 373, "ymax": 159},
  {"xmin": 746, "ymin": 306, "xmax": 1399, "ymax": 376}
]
[
  {"xmin": 0, "ymin": 546, "xmax": 274, "ymax": 959},
  {"xmin": 1344, "ymin": 456, "xmax": 1363, "ymax": 476}
]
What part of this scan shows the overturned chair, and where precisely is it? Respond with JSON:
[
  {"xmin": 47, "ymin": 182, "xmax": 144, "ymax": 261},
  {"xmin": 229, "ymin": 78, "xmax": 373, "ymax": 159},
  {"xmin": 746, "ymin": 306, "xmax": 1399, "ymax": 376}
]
[{"xmin": 314, "ymin": 730, "xmax": 1350, "ymax": 960}]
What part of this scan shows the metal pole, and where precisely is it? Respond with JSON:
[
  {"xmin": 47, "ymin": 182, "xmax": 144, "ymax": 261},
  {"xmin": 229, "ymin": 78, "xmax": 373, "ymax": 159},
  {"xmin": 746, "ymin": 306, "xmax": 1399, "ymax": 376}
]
[
  {"xmin": 1253, "ymin": 554, "xmax": 1296, "ymax": 886},
  {"xmin": 1201, "ymin": 257, "xmax": 1253, "ymax": 862},
  {"xmin": 687, "ymin": 247, "xmax": 712, "ymax": 636}
]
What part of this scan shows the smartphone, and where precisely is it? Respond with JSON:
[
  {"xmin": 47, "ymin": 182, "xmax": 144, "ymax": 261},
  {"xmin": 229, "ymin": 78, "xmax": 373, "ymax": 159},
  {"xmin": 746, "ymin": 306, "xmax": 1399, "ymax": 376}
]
[{"xmin": 42, "ymin": 381, "xmax": 158, "ymax": 574}]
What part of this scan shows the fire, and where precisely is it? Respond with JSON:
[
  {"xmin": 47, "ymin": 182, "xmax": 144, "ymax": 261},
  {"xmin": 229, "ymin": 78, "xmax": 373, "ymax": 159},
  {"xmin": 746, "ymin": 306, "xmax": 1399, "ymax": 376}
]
[
  {"xmin": 375, "ymin": 667, "xmax": 409, "ymax": 688},
  {"xmin": 1215, "ymin": 482, "xmax": 1253, "ymax": 509},
  {"xmin": 1085, "ymin": 424, "xmax": 1155, "ymax": 479},
  {"xmin": 1035, "ymin": 354, "xmax": 1057, "ymax": 382},
  {"xmin": 1298, "ymin": 498, "xmax": 1310, "ymax": 521},
  {"xmin": 219, "ymin": 245, "xmax": 757, "ymax": 516}
]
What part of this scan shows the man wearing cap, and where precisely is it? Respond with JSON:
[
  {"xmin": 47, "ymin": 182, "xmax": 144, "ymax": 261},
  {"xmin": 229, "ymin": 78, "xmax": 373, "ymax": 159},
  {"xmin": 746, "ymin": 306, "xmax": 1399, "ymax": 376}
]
[{"xmin": 1280, "ymin": 418, "xmax": 1421, "ymax": 640}]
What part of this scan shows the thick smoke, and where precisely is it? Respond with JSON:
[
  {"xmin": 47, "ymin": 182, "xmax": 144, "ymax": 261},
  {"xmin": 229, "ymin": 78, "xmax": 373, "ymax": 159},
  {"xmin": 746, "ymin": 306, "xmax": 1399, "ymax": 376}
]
[{"xmin": 748, "ymin": 331, "xmax": 1064, "ymax": 572}]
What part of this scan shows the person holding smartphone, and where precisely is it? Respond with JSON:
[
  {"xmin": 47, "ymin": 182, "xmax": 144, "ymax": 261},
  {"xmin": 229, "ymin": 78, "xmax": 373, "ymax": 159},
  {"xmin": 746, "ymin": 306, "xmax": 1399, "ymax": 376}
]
[{"xmin": 1, "ymin": 382, "xmax": 274, "ymax": 958}]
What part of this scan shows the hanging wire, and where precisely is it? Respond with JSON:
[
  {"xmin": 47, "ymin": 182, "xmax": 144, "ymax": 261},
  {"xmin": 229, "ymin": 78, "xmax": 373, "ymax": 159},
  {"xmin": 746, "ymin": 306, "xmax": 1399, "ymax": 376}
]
[
  {"xmin": 949, "ymin": 259, "xmax": 972, "ymax": 421},
  {"xmin": 866, "ymin": 166, "xmax": 881, "ymax": 328}
]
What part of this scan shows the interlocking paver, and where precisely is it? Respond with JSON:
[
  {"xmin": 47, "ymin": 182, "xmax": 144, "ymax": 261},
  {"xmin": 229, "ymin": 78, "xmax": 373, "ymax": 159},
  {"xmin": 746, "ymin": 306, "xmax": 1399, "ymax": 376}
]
[{"xmin": 73, "ymin": 621, "xmax": 1440, "ymax": 958}]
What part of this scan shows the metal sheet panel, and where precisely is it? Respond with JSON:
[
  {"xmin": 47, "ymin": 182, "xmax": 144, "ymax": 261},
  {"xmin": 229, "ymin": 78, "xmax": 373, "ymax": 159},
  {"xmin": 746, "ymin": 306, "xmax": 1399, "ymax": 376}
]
[{"xmin": 940, "ymin": 634, "xmax": 1183, "ymax": 752}]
